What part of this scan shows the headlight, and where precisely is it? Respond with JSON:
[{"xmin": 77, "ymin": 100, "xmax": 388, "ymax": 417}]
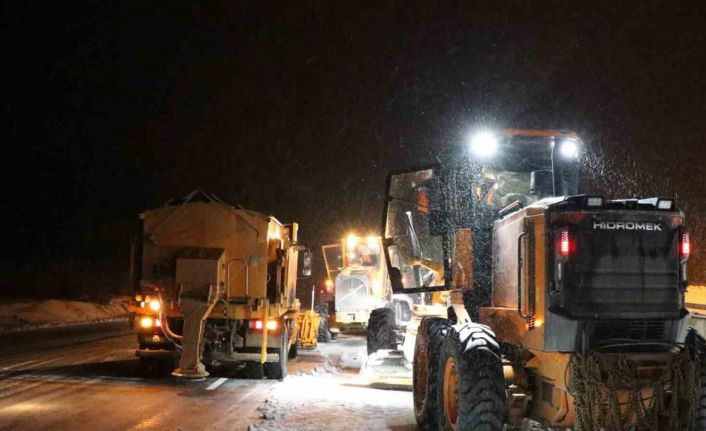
[
  {"xmin": 657, "ymin": 199, "xmax": 674, "ymax": 210},
  {"xmin": 346, "ymin": 234, "xmax": 359, "ymax": 249},
  {"xmin": 469, "ymin": 131, "xmax": 499, "ymax": 158},
  {"xmin": 140, "ymin": 316, "xmax": 154, "ymax": 328},
  {"xmin": 149, "ymin": 299, "xmax": 161, "ymax": 311},
  {"xmin": 559, "ymin": 139, "xmax": 579, "ymax": 159}
]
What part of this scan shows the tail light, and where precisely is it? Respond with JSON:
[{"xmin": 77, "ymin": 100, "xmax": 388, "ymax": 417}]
[
  {"xmin": 139, "ymin": 316, "xmax": 153, "ymax": 328},
  {"xmin": 138, "ymin": 316, "xmax": 161, "ymax": 329},
  {"xmin": 249, "ymin": 320, "xmax": 278, "ymax": 331},
  {"xmin": 680, "ymin": 231, "xmax": 690, "ymax": 259},
  {"xmin": 559, "ymin": 228, "xmax": 571, "ymax": 257}
]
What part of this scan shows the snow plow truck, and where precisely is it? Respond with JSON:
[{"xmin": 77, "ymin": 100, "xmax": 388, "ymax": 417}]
[
  {"xmin": 129, "ymin": 190, "xmax": 311, "ymax": 379},
  {"xmin": 375, "ymin": 129, "xmax": 703, "ymax": 430}
]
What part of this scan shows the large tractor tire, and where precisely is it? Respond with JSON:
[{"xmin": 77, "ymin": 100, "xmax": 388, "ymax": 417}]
[
  {"xmin": 367, "ymin": 307, "xmax": 397, "ymax": 355},
  {"xmin": 413, "ymin": 317, "xmax": 452, "ymax": 430},
  {"xmin": 264, "ymin": 323, "xmax": 289, "ymax": 380},
  {"xmin": 436, "ymin": 323, "xmax": 507, "ymax": 431},
  {"xmin": 687, "ymin": 328, "xmax": 706, "ymax": 430},
  {"xmin": 288, "ymin": 336, "xmax": 299, "ymax": 359},
  {"xmin": 316, "ymin": 304, "xmax": 331, "ymax": 343}
]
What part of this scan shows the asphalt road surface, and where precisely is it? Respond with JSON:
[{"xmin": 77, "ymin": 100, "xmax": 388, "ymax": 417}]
[{"xmin": 0, "ymin": 325, "xmax": 415, "ymax": 431}]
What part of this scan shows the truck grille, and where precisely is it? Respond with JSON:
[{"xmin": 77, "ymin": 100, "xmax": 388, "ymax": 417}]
[
  {"xmin": 593, "ymin": 319, "xmax": 664, "ymax": 342},
  {"xmin": 335, "ymin": 276, "xmax": 369, "ymax": 310}
]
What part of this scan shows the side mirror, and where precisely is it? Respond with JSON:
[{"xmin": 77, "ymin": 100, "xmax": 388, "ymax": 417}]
[{"xmin": 299, "ymin": 249, "xmax": 312, "ymax": 278}]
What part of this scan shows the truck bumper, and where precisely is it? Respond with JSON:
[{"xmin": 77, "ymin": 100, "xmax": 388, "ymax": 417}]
[
  {"xmin": 336, "ymin": 310, "xmax": 370, "ymax": 326},
  {"xmin": 204, "ymin": 351, "xmax": 280, "ymax": 363}
]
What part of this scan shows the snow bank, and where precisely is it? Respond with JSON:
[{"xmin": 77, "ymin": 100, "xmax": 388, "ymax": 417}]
[
  {"xmin": 687, "ymin": 285, "xmax": 706, "ymax": 315},
  {"xmin": 252, "ymin": 373, "xmax": 415, "ymax": 431},
  {"xmin": 339, "ymin": 348, "xmax": 366, "ymax": 369},
  {"xmin": 0, "ymin": 297, "xmax": 129, "ymax": 331}
]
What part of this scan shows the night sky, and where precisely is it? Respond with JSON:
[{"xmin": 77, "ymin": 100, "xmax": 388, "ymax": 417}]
[{"xmin": 3, "ymin": 1, "xmax": 706, "ymax": 297}]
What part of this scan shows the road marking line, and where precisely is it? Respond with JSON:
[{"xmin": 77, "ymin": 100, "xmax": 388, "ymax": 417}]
[
  {"xmin": 206, "ymin": 377, "xmax": 228, "ymax": 390},
  {"xmin": 0, "ymin": 359, "xmax": 39, "ymax": 371}
]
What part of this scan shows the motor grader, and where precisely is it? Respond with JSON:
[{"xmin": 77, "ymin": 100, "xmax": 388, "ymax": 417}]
[
  {"xmin": 128, "ymin": 190, "xmax": 311, "ymax": 379},
  {"xmin": 379, "ymin": 130, "xmax": 703, "ymax": 430},
  {"xmin": 322, "ymin": 234, "xmax": 402, "ymax": 333}
]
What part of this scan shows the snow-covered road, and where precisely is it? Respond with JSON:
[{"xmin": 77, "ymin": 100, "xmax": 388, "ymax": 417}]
[
  {"xmin": 0, "ymin": 327, "xmax": 416, "ymax": 431},
  {"xmin": 249, "ymin": 336, "xmax": 415, "ymax": 431}
]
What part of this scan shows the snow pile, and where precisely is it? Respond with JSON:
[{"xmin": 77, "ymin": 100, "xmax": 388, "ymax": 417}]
[
  {"xmin": 0, "ymin": 297, "xmax": 129, "ymax": 331},
  {"xmin": 249, "ymin": 337, "xmax": 415, "ymax": 431},
  {"xmin": 339, "ymin": 348, "xmax": 366, "ymax": 369},
  {"xmin": 686, "ymin": 285, "xmax": 706, "ymax": 315},
  {"xmin": 251, "ymin": 373, "xmax": 415, "ymax": 431}
]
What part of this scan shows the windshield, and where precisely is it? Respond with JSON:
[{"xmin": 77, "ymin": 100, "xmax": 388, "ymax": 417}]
[
  {"xmin": 321, "ymin": 243, "xmax": 343, "ymax": 280},
  {"xmin": 479, "ymin": 136, "xmax": 554, "ymax": 209},
  {"xmin": 345, "ymin": 236, "xmax": 381, "ymax": 268},
  {"xmin": 384, "ymin": 169, "xmax": 446, "ymax": 290}
]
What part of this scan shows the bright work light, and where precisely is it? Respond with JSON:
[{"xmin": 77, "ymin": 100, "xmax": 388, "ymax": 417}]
[
  {"xmin": 346, "ymin": 234, "xmax": 359, "ymax": 250},
  {"xmin": 469, "ymin": 131, "xmax": 499, "ymax": 158},
  {"xmin": 657, "ymin": 199, "xmax": 674, "ymax": 210},
  {"xmin": 559, "ymin": 139, "xmax": 579, "ymax": 159}
]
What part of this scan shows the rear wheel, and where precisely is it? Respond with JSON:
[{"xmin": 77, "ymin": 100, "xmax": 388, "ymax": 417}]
[
  {"xmin": 316, "ymin": 304, "xmax": 331, "ymax": 343},
  {"xmin": 413, "ymin": 317, "xmax": 452, "ymax": 430},
  {"xmin": 288, "ymin": 337, "xmax": 299, "ymax": 359},
  {"xmin": 366, "ymin": 307, "xmax": 397, "ymax": 355},
  {"xmin": 264, "ymin": 323, "xmax": 289, "ymax": 380},
  {"xmin": 436, "ymin": 323, "xmax": 507, "ymax": 431}
]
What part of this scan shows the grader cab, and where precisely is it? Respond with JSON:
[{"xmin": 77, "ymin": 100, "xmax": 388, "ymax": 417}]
[
  {"xmin": 322, "ymin": 234, "xmax": 394, "ymax": 331},
  {"xmin": 381, "ymin": 130, "xmax": 701, "ymax": 430}
]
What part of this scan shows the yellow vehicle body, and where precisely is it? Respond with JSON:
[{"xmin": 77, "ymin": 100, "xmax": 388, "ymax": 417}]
[
  {"xmin": 296, "ymin": 310, "xmax": 322, "ymax": 349},
  {"xmin": 381, "ymin": 130, "xmax": 697, "ymax": 430},
  {"xmin": 129, "ymin": 190, "xmax": 306, "ymax": 379},
  {"xmin": 322, "ymin": 234, "xmax": 391, "ymax": 329}
]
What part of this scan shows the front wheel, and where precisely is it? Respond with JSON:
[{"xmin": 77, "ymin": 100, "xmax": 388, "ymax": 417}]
[
  {"xmin": 367, "ymin": 308, "xmax": 396, "ymax": 355},
  {"xmin": 436, "ymin": 323, "xmax": 507, "ymax": 431},
  {"xmin": 316, "ymin": 304, "xmax": 331, "ymax": 343},
  {"xmin": 413, "ymin": 317, "xmax": 452, "ymax": 430}
]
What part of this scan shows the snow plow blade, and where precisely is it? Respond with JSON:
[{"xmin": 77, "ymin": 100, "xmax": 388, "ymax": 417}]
[{"xmin": 360, "ymin": 349, "xmax": 412, "ymax": 388}]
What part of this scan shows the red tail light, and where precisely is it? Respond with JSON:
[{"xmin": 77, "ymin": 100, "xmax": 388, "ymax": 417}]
[
  {"xmin": 680, "ymin": 231, "xmax": 690, "ymax": 259},
  {"xmin": 559, "ymin": 228, "xmax": 571, "ymax": 257},
  {"xmin": 248, "ymin": 319, "xmax": 278, "ymax": 331}
]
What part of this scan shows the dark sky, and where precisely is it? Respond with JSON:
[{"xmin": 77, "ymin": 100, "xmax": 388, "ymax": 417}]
[{"xmin": 4, "ymin": 1, "xmax": 706, "ymax": 293}]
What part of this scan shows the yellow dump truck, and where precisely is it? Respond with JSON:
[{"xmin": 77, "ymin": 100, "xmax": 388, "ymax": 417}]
[{"xmin": 129, "ymin": 190, "xmax": 310, "ymax": 379}]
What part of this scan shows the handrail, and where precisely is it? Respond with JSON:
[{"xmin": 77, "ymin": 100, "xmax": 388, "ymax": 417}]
[
  {"xmin": 517, "ymin": 231, "xmax": 529, "ymax": 319},
  {"xmin": 499, "ymin": 200, "xmax": 524, "ymax": 218}
]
